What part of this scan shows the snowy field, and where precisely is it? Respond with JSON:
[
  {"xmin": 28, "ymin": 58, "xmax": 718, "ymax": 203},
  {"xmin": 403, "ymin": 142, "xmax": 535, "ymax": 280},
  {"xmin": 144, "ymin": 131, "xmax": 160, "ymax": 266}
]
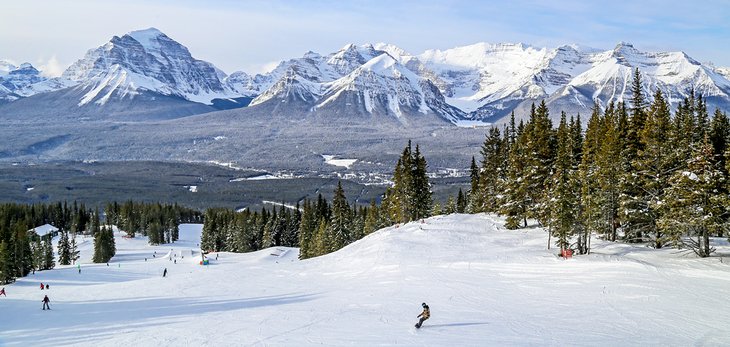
[{"xmin": 1, "ymin": 214, "xmax": 730, "ymax": 346}]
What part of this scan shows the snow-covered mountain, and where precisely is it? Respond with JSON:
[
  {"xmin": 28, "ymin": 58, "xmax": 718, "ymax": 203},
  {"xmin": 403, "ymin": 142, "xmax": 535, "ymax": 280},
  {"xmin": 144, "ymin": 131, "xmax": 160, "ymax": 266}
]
[
  {"xmin": 417, "ymin": 42, "xmax": 730, "ymax": 123},
  {"xmin": 62, "ymin": 28, "xmax": 244, "ymax": 106},
  {"xmin": 3, "ymin": 32, "xmax": 730, "ymax": 125},
  {"xmin": 0, "ymin": 62, "xmax": 70, "ymax": 102},
  {"xmin": 247, "ymin": 44, "xmax": 461, "ymax": 124},
  {"xmin": 549, "ymin": 43, "xmax": 730, "ymax": 113},
  {"xmin": 315, "ymin": 54, "xmax": 464, "ymax": 124}
]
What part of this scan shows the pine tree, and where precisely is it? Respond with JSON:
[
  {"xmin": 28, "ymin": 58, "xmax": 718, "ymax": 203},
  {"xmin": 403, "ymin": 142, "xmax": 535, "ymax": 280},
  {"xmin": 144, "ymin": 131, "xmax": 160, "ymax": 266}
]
[
  {"xmin": 467, "ymin": 156, "xmax": 481, "ymax": 213},
  {"xmin": 595, "ymin": 103, "xmax": 623, "ymax": 241},
  {"xmin": 635, "ymin": 90, "xmax": 672, "ymax": 248},
  {"xmin": 0, "ymin": 241, "xmax": 14, "ymax": 284},
  {"xmin": 456, "ymin": 189, "xmax": 466, "ymax": 213},
  {"xmin": 326, "ymin": 181, "xmax": 352, "ymax": 252},
  {"xmin": 501, "ymin": 120, "xmax": 529, "ymax": 229},
  {"xmin": 412, "ymin": 145, "xmax": 432, "ymax": 221},
  {"xmin": 523, "ymin": 101, "xmax": 556, "ymax": 226},
  {"xmin": 69, "ymin": 231, "xmax": 80, "ymax": 264},
  {"xmin": 478, "ymin": 127, "xmax": 504, "ymax": 213},
  {"xmin": 547, "ymin": 113, "xmax": 579, "ymax": 252},
  {"xmin": 660, "ymin": 136, "xmax": 725, "ymax": 257},
  {"xmin": 58, "ymin": 231, "xmax": 71, "ymax": 265},
  {"xmin": 363, "ymin": 200, "xmax": 380, "ymax": 236},
  {"xmin": 43, "ymin": 239, "xmax": 55, "ymax": 270}
]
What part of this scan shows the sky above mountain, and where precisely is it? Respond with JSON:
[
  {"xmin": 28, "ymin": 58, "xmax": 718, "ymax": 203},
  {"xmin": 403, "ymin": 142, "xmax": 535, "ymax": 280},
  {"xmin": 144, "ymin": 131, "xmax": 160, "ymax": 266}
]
[{"xmin": 1, "ymin": 0, "xmax": 728, "ymax": 77}]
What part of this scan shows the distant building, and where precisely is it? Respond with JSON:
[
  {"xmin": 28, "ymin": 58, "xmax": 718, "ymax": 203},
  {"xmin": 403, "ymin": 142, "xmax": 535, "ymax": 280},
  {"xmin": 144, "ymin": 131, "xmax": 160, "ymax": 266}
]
[{"xmin": 30, "ymin": 224, "xmax": 60, "ymax": 239}]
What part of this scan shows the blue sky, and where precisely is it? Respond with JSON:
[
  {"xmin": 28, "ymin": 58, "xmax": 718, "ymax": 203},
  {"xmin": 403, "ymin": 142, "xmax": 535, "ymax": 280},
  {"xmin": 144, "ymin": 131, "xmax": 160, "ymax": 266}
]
[{"xmin": 0, "ymin": 0, "xmax": 728, "ymax": 75}]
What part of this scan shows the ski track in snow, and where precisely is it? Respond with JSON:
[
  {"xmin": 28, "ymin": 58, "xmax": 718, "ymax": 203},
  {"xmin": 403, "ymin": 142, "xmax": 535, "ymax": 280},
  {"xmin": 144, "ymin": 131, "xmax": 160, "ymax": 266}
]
[{"xmin": 1, "ymin": 215, "xmax": 730, "ymax": 346}]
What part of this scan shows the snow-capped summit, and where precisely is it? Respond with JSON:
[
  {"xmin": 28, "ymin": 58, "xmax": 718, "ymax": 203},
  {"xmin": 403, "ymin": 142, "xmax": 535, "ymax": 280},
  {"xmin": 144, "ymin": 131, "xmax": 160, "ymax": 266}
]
[
  {"xmin": 0, "ymin": 61, "xmax": 73, "ymax": 102},
  {"xmin": 559, "ymin": 42, "xmax": 730, "ymax": 112},
  {"xmin": 62, "ymin": 28, "xmax": 241, "ymax": 106},
  {"xmin": 316, "ymin": 53, "xmax": 464, "ymax": 124}
]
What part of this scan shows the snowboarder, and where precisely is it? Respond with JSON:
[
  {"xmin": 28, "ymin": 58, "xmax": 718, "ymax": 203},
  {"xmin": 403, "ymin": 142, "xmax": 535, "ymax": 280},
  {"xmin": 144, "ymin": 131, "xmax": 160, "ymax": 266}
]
[
  {"xmin": 40, "ymin": 283, "xmax": 44, "ymax": 290},
  {"xmin": 42, "ymin": 295, "xmax": 50, "ymax": 310},
  {"xmin": 163, "ymin": 268, "xmax": 167, "ymax": 277},
  {"xmin": 415, "ymin": 303, "xmax": 430, "ymax": 329},
  {"xmin": 0, "ymin": 287, "xmax": 6, "ymax": 296}
]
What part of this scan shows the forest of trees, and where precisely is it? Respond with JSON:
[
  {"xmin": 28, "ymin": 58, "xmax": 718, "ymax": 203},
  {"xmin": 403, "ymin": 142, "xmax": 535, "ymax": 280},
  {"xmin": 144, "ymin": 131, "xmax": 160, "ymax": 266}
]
[
  {"xmin": 200, "ymin": 141, "xmax": 434, "ymax": 259},
  {"xmin": 0, "ymin": 201, "xmax": 202, "ymax": 284},
  {"xmin": 469, "ymin": 68, "xmax": 730, "ymax": 257}
]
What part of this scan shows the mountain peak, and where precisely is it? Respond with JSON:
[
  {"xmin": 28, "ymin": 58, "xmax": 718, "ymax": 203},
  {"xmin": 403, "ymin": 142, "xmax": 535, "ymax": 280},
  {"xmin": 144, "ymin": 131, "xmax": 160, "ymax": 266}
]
[{"xmin": 126, "ymin": 27, "xmax": 169, "ymax": 49}]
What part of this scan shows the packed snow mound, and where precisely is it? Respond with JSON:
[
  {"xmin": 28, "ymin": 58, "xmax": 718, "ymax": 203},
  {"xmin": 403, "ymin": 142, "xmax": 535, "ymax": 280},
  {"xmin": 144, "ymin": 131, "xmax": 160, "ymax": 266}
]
[{"xmin": 2, "ymin": 215, "xmax": 730, "ymax": 346}]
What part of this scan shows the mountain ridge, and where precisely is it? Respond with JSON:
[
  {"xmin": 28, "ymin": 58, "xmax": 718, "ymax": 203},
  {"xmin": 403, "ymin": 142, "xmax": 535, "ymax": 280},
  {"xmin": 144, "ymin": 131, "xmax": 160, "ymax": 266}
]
[{"xmin": 3, "ymin": 28, "xmax": 730, "ymax": 126}]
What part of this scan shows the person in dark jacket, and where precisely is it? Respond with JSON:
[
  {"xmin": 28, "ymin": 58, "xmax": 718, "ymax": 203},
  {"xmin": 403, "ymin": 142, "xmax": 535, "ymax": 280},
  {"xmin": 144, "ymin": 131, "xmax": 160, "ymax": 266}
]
[
  {"xmin": 416, "ymin": 302, "xmax": 430, "ymax": 328},
  {"xmin": 163, "ymin": 268, "xmax": 167, "ymax": 277},
  {"xmin": 0, "ymin": 287, "xmax": 6, "ymax": 296},
  {"xmin": 42, "ymin": 295, "xmax": 50, "ymax": 310}
]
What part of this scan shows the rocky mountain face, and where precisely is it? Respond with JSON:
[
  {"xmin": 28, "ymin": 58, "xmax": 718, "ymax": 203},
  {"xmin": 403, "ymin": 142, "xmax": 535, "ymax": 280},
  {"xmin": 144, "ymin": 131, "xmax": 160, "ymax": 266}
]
[
  {"xmin": 3, "ymin": 29, "xmax": 730, "ymax": 125},
  {"xmin": 61, "ymin": 28, "xmax": 246, "ymax": 106}
]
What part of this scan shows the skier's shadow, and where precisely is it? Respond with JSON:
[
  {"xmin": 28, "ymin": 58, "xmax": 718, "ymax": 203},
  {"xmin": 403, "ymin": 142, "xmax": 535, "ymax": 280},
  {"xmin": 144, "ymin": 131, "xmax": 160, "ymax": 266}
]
[{"xmin": 423, "ymin": 322, "xmax": 489, "ymax": 328}]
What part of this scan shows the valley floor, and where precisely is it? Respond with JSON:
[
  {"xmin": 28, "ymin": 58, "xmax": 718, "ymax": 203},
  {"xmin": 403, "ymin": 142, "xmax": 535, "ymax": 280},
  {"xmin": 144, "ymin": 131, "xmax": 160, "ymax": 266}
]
[{"xmin": 1, "ymin": 214, "xmax": 729, "ymax": 346}]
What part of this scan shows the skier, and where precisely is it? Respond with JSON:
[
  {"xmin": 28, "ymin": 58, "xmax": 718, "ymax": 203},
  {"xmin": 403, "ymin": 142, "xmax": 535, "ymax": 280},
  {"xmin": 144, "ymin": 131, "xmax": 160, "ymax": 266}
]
[
  {"xmin": 42, "ymin": 295, "xmax": 50, "ymax": 310},
  {"xmin": 45, "ymin": 284, "xmax": 49, "ymax": 290},
  {"xmin": 40, "ymin": 283, "xmax": 44, "ymax": 290},
  {"xmin": 0, "ymin": 287, "xmax": 6, "ymax": 296},
  {"xmin": 163, "ymin": 268, "xmax": 167, "ymax": 277},
  {"xmin": 174, "ymin": 259, "xmax": 177, "ymax": 264},
  {"xmin": 415, "ymin": 302, "xmax": 430, "ymax": 329}
]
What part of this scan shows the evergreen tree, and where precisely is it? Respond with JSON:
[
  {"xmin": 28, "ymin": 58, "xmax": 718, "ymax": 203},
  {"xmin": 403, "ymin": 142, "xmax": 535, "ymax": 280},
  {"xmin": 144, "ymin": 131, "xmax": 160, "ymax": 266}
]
[
  {"xmin": 478, "ymin": 127, "xmax": 504, "ymax": 213},
  {"xmin": 660, "ymin": 136, "xmax": 725, "ymax": 257},
  {"xmin": 0, "ymin": 241, "xmax": 13, "ymax": 284},
  {"xmin": 501, "ymin": 120, "xmax": 529, "ymax": 229},
  {"xmin": 456, "ymin": 189, "xmax": 467, "ymax": 213},
  {"xmin": 363, "ymin": 200, "xmax": 380, "ymax": 236},
  {"xmin": 69, "ymin": 231, "xmax": 80, "ymax": 264},
  {"xmin": 635, "ymin": 90, "xmax": 672, "ymax": 248},
  {"xmin": 467, "ymin": 156, "xmax": 481, "ymax": 213},
  {"xmin": 58, "ymin": 231, "xmax": 71, "ymax": 265},
  {"xmin": 326, "ymin": 182, "xmax": 352, "ymax": 252},
  {"xmin": 547, "ymin": 113, "xmax": 579, "ymax": 252},
  {"xmin": 43, "ymin": 239, "xmax": 55, "ymax": 270},
  {"xmin": 523, "ymin": 101, "xmax": 555, "ymax": 226}
]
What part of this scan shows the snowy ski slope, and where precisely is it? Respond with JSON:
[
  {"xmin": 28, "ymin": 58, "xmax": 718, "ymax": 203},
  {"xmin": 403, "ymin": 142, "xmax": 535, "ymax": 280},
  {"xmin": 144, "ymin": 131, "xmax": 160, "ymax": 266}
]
[{"xmin": 1, "ymin": 214, "xmax": 729, "ymax": 346}]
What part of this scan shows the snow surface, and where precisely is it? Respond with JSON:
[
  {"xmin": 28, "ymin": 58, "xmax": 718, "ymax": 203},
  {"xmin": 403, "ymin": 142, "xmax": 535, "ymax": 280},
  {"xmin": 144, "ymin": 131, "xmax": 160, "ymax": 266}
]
[
  {"xmin": 322, "ymin": 154, "xmax": 357, "ymax": 169},
  {"xmin": 1, "ymin": 215, "xmax": 730, "ymax": 346}
]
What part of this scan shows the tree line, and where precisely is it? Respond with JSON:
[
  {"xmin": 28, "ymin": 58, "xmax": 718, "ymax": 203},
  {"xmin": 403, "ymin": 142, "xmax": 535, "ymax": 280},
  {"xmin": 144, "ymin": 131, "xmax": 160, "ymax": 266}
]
[
  {"xmin": 201, "ymin": 141, "xmax": 434, "ymax": 259},
  {"xmin": 467, "ymin": 68, "xmax": 729, "ymax": 257},
  {"xmin": 0, "ymin": 201, "xmax": 203, "ymax": 284}
]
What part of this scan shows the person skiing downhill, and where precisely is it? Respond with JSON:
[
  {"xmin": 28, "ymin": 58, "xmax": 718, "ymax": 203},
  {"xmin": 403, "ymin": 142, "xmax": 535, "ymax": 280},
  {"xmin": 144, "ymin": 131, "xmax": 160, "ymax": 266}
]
[
  {"xmin": 415, "ymin": 303, "xmax": 430, "ymax": 328},
  {"xmin": 42, "ymin": 295, "xmax": 50, "ymax": 310},
  {"xmin": 163, "ymin": 268, "xmax": 167, "ymax": 277},
  {"xmin": 0, "ymin": 287, "xmax": 6, "ymax": 297},
  {"xmin": 40, "ymin": 283, "xmax": 44, "ymax": 290}
]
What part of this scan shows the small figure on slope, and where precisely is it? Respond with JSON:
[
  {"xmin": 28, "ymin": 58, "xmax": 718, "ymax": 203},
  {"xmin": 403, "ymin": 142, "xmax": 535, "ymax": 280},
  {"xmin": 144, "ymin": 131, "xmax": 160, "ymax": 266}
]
[
  {"xmin": 163, "ymin": 268, "xmax": 167, "ymax": 277},
  {"xmin": 0, "ymin": 287, "xmax": 6, "ymax": 297},
  {"xmin": 415, "ymin": 302, "xmax": 430, "ymax": 329},
  {"xmin": 42, "ymin": 295, "xmax": 50, "ymax": 310},
  {"xmin": 40, "ymin": 283, "xmax": 44, "ymax": 290}
]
